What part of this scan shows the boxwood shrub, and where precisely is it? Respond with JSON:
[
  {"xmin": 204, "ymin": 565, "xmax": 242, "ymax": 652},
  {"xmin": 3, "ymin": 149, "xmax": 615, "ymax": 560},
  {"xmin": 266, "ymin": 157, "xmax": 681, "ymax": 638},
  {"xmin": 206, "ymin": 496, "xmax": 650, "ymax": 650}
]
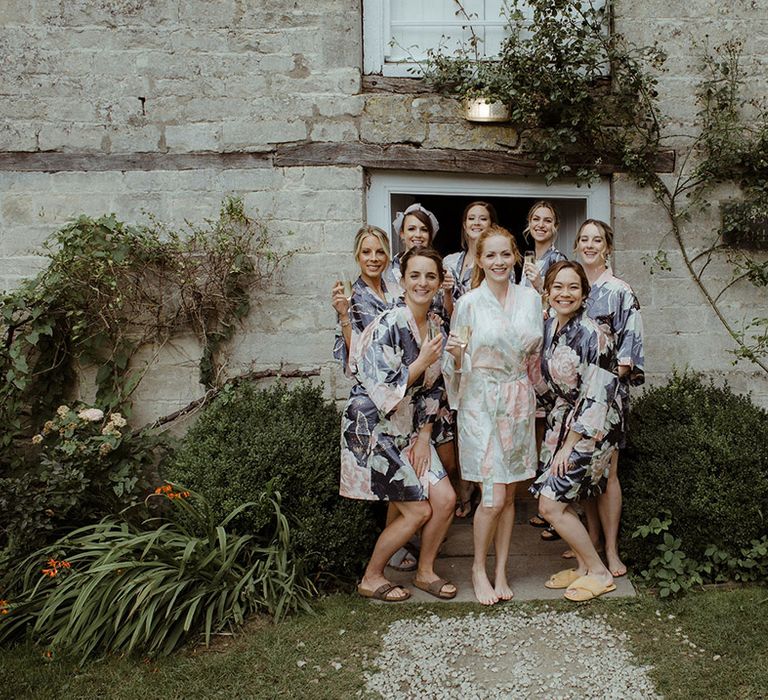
[
  {"xmin": 168, "ymin": 381, "xmax": 379, "ymax": 586},
  {"xmin": 621, "ymin": 372, "xmax": 768, "ymax": 570}
]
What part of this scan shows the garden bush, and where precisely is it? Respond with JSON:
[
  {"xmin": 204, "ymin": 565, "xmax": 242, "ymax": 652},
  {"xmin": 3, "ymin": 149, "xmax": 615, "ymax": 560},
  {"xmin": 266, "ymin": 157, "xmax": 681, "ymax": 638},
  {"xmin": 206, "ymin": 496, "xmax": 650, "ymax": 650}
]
[
  {"xmin": 621, "ymin": 372, "xmax": 768, "ymax": 574},
  {"xmin": 0, "ymin": 487, "xmax": 312, "ymax": 660},
  {"xmin": 0, "ymin": 404, "xmax": 169, "ymax": 564},
  {"xmin": 167, "ymin": 381, "xmax": 380, "ymax": 585}
]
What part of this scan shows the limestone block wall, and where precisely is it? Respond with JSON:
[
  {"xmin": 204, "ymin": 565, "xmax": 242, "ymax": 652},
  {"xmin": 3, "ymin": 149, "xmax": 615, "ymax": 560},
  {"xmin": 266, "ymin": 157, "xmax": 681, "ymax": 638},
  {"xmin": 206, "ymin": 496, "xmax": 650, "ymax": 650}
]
[{"xmin": 1, "ymin": 0, "xmax": 768, "ymax": 421}]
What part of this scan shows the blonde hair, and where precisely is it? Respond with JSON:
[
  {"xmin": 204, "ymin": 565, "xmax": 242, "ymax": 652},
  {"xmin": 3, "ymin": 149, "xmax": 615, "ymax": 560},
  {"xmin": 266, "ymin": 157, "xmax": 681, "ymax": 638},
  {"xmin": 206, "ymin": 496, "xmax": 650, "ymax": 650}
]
[
  {"xmin": 574, "ymin": 218, "xmax": 614, "ymax": 255},
  {"xmin": 353, "ymin": 225, "xmax": 391, "ymax": 263},
  {"xmin": 470, "ymin": 226, "xmax": 521, "ymax": 289},
  {"xmin": 522, "ymin": 200, "xmax": 560, "ymax": 241}
]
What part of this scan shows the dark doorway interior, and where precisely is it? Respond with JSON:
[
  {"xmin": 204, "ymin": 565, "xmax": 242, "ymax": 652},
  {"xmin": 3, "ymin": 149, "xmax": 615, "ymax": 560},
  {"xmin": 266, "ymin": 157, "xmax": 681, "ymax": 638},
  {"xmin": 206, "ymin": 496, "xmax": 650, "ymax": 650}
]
[{"xmin": 389, "ymin": 194, "xmax": 585, "ymax": 266}]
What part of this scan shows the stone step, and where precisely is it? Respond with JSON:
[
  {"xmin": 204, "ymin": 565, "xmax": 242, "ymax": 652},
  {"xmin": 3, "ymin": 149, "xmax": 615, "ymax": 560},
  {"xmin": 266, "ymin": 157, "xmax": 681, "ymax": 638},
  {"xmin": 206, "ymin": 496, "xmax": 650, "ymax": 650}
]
[{"xmin": 385, "ymin": 518, "xmax": 636, "ymax": 603}]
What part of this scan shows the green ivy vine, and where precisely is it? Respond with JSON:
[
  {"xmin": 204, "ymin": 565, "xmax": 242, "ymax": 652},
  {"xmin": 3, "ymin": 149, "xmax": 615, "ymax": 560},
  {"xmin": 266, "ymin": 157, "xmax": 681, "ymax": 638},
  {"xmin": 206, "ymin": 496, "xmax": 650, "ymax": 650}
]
[
  {"xmin": 420, "ymin": 1, "xmax": 768, "ymax": 373},
  {"xmin": 0, "ymin": 197, "xmax": 292, "ymax": 467}
]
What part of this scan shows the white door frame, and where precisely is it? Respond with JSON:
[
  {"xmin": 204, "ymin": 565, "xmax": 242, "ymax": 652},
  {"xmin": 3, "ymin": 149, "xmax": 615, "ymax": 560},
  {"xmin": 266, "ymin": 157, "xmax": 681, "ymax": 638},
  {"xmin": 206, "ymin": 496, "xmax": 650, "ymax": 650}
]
[{"xmin": 366, "ymin": 170, "xmax": 611, "ymax": 245}]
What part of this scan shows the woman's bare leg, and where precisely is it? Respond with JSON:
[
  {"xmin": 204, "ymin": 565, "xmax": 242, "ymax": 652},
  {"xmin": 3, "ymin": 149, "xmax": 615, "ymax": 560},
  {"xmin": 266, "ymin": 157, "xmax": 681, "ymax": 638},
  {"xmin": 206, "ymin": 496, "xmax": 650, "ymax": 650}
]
[
  {"xmin": 361, "ymin": 501, "xmax": 431, "ymax": 596},
  {"xmin": 598, "ymin": 450, "xmax": 626, "ymax": 576},
  {"xmin": 492, "ymin": 483, "xmax": 518, "ymax": 600},
  {"xmin": 539, "ymin": 496, "xmax": 612, "ymax": 588},
  {"xmin": 472, "ymin": 483, "xmax": 506, "ymax": 605},
  {"xmin": 415, "ymin": 477, "xmax": 457, "ymax": 595}
]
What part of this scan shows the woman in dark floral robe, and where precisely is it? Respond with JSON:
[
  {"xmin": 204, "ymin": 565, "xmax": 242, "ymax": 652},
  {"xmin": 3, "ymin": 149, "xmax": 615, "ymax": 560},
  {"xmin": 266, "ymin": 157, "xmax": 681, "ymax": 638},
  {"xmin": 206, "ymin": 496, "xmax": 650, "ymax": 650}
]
[
  {"xmin": 530, "ymin": 261, "xmax": 622, "ymax": 601},
  {"xmin": 340, "ymin": 247, "xmax": 457, "ymax": 602}
]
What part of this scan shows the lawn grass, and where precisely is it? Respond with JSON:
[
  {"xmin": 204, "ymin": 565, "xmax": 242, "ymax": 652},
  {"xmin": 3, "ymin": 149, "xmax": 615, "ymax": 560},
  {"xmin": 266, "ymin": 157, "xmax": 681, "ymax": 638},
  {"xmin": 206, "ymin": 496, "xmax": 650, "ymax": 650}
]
[{"xmin": 1, "ymin": 587, "xmax": 766, "ymax": 699}]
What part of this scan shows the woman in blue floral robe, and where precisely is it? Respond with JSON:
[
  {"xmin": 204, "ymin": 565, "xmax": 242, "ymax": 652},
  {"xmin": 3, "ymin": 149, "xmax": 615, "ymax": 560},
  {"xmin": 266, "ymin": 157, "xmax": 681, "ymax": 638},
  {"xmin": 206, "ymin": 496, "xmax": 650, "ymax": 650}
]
[
  {"xmin": 331, "ymin": 226, "xmax": 399, "ymax": 377},
  {"xmin": 386, "ymin": 203, "xmax": 457, "ymax": 476},
  {"xmin": 520, "ymin": 200, "xmax": 569, "ymax": 292},
  {"xmin": 341, "ymin": 247, "xmax": 457, "ymax": 602},
  {"xmin": 530, "ymin": 260, "xmax": 622, "ymax": 601},
  {"xmin": 575, "ymin": 218, "xmax": 645, "ymax": 578}
]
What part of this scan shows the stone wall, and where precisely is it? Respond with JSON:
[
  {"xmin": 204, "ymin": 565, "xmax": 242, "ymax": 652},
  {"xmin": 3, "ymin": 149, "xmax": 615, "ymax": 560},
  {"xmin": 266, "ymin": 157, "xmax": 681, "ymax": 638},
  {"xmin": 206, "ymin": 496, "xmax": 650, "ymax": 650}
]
[{"xmin": 1, "ymin": 0, "xmax": 768, "ymax": 422}]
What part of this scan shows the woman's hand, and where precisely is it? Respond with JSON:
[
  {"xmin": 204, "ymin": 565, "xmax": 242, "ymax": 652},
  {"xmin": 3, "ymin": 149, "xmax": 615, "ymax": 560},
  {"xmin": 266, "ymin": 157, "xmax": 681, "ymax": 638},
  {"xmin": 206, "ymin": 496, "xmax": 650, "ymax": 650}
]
[
  {"xmin": 418, "ymin": 334, "xmax": 443, "ymax": 367},
  {"xmin": 409, "ymin": 433, "xmax": 432, "ymax": 478},
  {"xmin": 445, "ymin": 332, "xmax": 465, "ymax": 364},
  {"xmin": 550, "ymin": 446, "xmax": 573, "ymax": 478},
  {"xmin": 331, "ymin": 281, "xmax": 350, "ymax": 319},
  {"xmin": 522, "ymin": 261, "xmax": 543, "ymax": 293},
  {"xmin": 442, "ymin": 269, "xmax": 455, "ymax": 294}
]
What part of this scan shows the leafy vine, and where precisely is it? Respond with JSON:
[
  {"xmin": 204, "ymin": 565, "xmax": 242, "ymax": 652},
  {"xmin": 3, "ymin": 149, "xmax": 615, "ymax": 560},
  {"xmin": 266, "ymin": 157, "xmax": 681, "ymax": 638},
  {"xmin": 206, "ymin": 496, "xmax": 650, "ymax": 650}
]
[
  {"xmin": 418, "ymin": 0, "xmax": 768, "ymax": 373},
  {"xmin": 0, "ymin": 197, "xmax": 293, "ymax": 466}
]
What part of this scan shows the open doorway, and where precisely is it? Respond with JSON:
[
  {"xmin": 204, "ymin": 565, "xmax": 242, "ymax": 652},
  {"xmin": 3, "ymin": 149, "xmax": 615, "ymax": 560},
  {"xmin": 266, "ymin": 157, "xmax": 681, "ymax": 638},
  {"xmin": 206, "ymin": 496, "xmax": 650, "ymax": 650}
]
[{"xmin": 367, "ymin": 171, "xmax": 611, "ymax": 267}]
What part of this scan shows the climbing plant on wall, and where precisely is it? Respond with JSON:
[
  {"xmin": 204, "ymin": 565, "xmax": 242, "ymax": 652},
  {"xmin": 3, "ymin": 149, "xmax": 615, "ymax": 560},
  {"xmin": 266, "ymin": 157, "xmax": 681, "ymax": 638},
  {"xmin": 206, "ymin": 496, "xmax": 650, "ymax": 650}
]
[
  {"xmin": 0, "ymin": 197, "xmax": 293, "ymax": 466},
  {"xmin": 420, "ymin": 0, "xmax": 768, "ymax": 373}
]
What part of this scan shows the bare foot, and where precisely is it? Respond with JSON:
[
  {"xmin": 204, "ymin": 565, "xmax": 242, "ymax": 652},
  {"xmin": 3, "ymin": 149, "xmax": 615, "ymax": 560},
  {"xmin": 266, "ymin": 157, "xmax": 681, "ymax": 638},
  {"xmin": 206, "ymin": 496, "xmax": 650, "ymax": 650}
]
[
  {"xmin": 606, "ymin": 552, "xmax": 627, "ymax": 577},
  {"xmin": 472, "ymin": 567, "xmax": 499, "ymax": 606},
  {"xmin": 494, "ymin": 578, "xmax": 514, "ymax": 601}
]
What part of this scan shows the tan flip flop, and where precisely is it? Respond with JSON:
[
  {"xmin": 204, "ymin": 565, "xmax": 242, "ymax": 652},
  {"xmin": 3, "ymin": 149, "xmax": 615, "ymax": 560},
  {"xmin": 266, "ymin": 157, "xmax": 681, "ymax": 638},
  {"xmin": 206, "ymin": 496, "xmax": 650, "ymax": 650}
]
[
  {"xmin": 357, "ymin": 583, "xmax": 411, "ymax": 602},
  {"xmin": 544, "ymin": 568, "xmax": 581, "ymax": 589},
  {"xmin": 563, "ymin": 575, "xmax": 616, "ymax": 602},
  {"xmin": 413, "ymin": 577, "xmax": 457, "ymax": 600}
]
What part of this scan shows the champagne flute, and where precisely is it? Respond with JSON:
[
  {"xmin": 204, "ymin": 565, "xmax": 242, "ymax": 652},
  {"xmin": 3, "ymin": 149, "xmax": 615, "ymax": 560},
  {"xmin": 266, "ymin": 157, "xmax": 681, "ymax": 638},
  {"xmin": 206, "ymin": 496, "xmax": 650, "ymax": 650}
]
[
  {"xmin": 427, "ymin": 318, "xmax": 441, "ymax": 341},
  {"xmin": 338, "ymin": 271, "xmax": 353, "ymax": 299},
  {"xmin": 454, "ymin": 325, "xmax": 471, "ymax": 348},
  {"xmin": 524, "ymin": 250, "xmax": 536, "ymax": 267}
]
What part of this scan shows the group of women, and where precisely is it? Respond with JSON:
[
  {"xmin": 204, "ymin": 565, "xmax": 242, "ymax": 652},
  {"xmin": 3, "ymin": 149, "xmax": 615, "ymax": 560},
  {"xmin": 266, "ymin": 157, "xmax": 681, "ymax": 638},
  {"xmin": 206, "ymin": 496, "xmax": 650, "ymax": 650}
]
[{"xmin": 332, "ymin": 200, "xmax": 644, "ymax": 605}]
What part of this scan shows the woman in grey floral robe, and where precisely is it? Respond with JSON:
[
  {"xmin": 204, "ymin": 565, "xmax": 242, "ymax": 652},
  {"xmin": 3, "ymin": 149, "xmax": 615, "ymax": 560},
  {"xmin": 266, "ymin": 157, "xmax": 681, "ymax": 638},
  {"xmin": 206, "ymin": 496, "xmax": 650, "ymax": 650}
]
[
  {"xmin": 340, "ymin": 247, "xmax": 457, "ymax": 602},
  {"xmin": 530, "ymin": 260, "xmax": 622, "ymax": 601},
  {"xmin": 520, "ymin": 200, "xmax": 569, "ymax": 292},
  {"xmin": 575, "ymin": 218, "xmax": 645, "ymax": 578}
]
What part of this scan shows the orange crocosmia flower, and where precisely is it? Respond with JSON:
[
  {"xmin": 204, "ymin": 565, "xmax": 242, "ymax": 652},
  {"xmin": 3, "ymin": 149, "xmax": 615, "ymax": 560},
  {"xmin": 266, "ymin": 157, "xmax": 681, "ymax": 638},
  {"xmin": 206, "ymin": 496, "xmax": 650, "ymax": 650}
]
[
  {"xmin": 42, "ymin": 568, "xmax": 57, "ymax": 578},
  {"xmin": 47, "ymin": 558, "xmax": 58, "ymax": 568},
  {"xmin": 60, "ymin": 561, "xmax": 71, "ymax": 569}
]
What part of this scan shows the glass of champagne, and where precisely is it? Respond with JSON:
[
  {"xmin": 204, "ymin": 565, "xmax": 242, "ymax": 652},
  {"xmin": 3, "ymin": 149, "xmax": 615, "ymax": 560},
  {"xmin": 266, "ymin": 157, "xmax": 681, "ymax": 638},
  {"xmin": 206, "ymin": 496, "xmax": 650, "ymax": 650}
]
[
  {"xmin": 455, "ymin": 325, "xmax": 471, "ymax": 348},
  {"xmin": 427, "ymin": 318, "xmax": 441, "ymax": 341},
  {"xmin": 524, "ymin": 250, "xmax": 536, "ymax": 267},
  {"xmin": 338, "ymin": 271, "xmax": 353, "ymax": 299}
]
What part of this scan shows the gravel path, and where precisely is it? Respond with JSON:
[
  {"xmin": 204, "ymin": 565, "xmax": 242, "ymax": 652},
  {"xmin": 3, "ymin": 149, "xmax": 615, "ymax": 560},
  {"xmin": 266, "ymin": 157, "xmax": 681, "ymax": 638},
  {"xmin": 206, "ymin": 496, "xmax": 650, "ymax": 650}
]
[{"xmin": 363, "ymin": 608, "xmax": 660, "ymax": 699}]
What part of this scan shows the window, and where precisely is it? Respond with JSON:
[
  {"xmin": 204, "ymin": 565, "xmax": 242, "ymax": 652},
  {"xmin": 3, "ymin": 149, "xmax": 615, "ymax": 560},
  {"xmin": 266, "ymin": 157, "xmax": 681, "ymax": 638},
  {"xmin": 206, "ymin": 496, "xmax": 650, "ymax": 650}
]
[
  {"xmin": 363, "ymin": 0, "xmax": 606, "ymax": 77},
  {"xmin": 366, "ymin": 170, "xmax": 611, "ymax": 258},
  {"xmin": 363, "ymin": 0, "xmax": 510, "ymax": 76}
]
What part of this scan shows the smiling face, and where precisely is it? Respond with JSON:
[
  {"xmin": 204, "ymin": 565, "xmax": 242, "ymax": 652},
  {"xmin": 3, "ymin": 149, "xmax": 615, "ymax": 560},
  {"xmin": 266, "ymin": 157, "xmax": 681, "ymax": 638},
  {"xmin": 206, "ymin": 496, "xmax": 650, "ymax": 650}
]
[
  {"xmin": 402, "ymin": 254, "xmax": 441, "ymax": 307},
  {"xmin": 576, "ymin": 222, "xmax": 610, "ymax": 268},
  {"xmin": 528, "ymin": 206, "xmax": 557, "ymax": 246},
  {"xmin": 477, "ymin": 233, "xmax": 515, "ymax": 285},
  {"xmin": 464, "ymin": 204, "xmax": 493, "ymax": 244},
  {"xmin": 547, "ymin": 266, "xmax": 585, "ymax": 321},
  {"xmin": 356, "ymin": 234, "xmax": 388, "ymax": 281},
  {"xmin": 400, "ymin": 213, "xmax": 432, "ymax": 250}
]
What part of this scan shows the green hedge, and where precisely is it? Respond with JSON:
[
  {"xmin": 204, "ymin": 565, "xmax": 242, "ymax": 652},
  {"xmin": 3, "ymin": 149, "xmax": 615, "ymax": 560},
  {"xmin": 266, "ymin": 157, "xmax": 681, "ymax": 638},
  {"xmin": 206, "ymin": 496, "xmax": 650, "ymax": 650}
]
[
  {"xmin": 167, "ymin": 381, "xmax": 379, "ymax": 585},
  {"xmin": 621, "ymin": 372, "xmax": 768, "ymax": 570}
]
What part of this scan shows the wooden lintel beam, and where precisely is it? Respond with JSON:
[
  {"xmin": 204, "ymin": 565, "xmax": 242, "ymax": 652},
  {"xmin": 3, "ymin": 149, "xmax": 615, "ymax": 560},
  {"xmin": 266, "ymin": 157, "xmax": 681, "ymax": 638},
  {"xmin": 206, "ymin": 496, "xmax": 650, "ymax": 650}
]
[
  {"xmin": 0, "ymin": 151, "xmax": 273, "ymax": 173},
  {"xmin": 275, "ymin": 142, "xmax": 676, "ymax": 175},
  {"xmin": 0, "ymin": 143, "xmax": 675, "ymax": 175}
]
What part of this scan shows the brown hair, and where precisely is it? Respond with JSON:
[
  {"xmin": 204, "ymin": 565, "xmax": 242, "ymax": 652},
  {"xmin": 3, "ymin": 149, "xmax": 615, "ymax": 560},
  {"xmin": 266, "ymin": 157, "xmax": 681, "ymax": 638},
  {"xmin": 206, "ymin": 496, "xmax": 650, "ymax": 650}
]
[
  {"xmin": 400, "ymin": 210, "xmax": 435, "ymax": 245},
  {"xmin": 523, "ymin": 200, "xmax": 560, "ymax": 241},
  {"xmin": 353, "ymin": 225, "xmax": 390, "ymax": 263},
  {"xmin": 470, "ymin": 225, "xmax": 521, "ymax": 289},
  {"xmin": 574, "ymin": 218, "xmax": 614, "ymax": 255},
  {"xmin": 543, "ymin": 260, "xmax": 591, "ymax": 300},
  {"xmin": 460, "ymin": 201, "xmax": 498, "ymax": 250},
  {"xmin": 400, "ymin": 245, "xmax": 445, "ymax": 285}
]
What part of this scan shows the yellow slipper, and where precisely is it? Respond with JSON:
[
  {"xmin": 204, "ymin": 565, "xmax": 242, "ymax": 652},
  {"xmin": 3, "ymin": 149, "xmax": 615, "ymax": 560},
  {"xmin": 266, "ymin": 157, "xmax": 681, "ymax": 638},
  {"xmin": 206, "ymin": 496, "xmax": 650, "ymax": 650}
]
[
  {"xmin": 544, "ymin": 568, "xmax": 581, "ymax": 590},
  {"xmin": 564, "ymin": 575, "xmax": 616, "ymax": 602}
]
